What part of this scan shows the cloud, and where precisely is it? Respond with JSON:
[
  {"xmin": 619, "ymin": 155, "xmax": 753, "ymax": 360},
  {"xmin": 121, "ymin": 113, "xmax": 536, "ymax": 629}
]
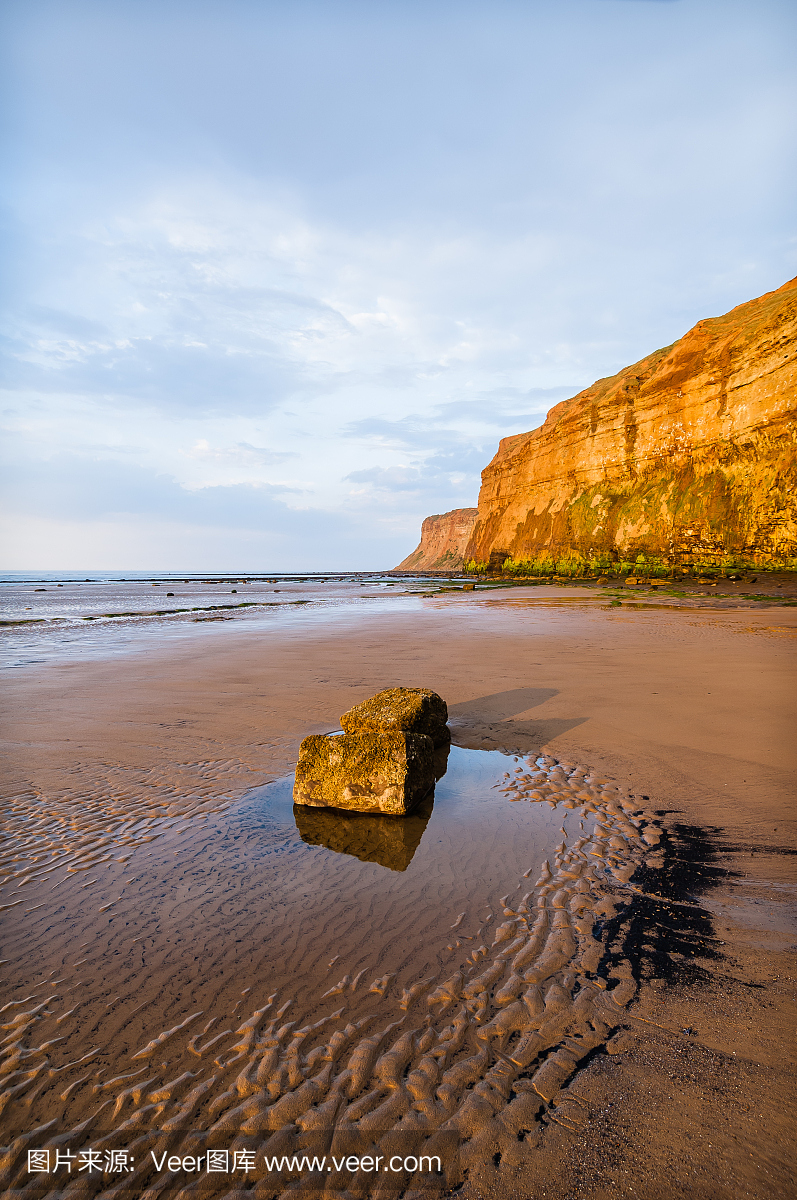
[
  {"xmin": 345, "ymin": 443, "xmax": 488, "ymax": 502},
  {"xmin": 0, "ymin": 453, "xmax": 302, "ymax": 528},
  {"xmin": 2, "ymin": 0, "xmax": 794, "ymax": 567},
  {"xmin": 2, "ymin": 312, "xmax": 301, "ymax": 417},
  {"xmin": 341, "ymin": 417, "xmax": 462, "ymax": 452},
  {"xmin": 432, "ymin": 386, "xmax": 576, "ymax": 426},
  {"xmin": 0, "ymin": 448, "xmax": 420, "ymax": 570},
  {"xmin": 341, "ymin": 386, "xmax": 577, "ymax": 452},
  {"xmin": 185, "ymin": 440, "xmax": 298, "ymax": 468},
  {"xmin": 346, "ymin": 465, "xmax": 428, "ymax": 492}
]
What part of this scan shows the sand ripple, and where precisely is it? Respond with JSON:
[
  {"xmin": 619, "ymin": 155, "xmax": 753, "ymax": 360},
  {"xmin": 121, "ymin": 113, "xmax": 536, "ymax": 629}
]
[{"xmin": 1, "ymin": 754, "xmax": 663, "ymax": 1196}]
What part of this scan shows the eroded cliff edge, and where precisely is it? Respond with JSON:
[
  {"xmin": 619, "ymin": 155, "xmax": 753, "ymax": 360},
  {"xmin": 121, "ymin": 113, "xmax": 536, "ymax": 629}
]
[
  {"xmin": 398, "ymin": 277, "xmax": 796, "ymax": 574},
  {"xmin": 465, "ymin": 277, "xmax": 796, "ymax": 572},
  {"xmin": 396, "ymin": 507, "xmax": 479, "ymax": 571}
]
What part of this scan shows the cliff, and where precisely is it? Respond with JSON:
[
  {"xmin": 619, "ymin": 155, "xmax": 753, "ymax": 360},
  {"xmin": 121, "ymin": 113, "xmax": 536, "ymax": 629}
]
[
  {"xmin": 456, "ymin": 276, "xmax": 796, "ymax": 573},
  {"xmin": 395, "ymin": 507, "xmax": 479, "ymax": 571}
]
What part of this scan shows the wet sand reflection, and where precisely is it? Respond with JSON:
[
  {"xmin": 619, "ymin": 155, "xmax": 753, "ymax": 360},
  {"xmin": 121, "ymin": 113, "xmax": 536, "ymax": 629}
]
[
  {"xmin": 294, "ymin": 792, "xmax": 435, "ymax": 871},
  {"xmin": 293, "ymin": 742, "xmax": 449, "ymax": 870}
]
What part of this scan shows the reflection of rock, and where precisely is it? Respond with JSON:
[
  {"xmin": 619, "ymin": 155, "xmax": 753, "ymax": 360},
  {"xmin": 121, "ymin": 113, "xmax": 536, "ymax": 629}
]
[
  {"xmin": 293, "ymin": 729, "xmax": 435, "ymax": 815},
  {"xmin": 434, "ymin": 741, "xmax": 450, "ymax": 781},
  {"xmin": 340, "ymin": 687, "xmax": 450, "ymax": 747},
  {"xmin": 294, "ymin": 791, "xmax": 435, "ymax": 871}
]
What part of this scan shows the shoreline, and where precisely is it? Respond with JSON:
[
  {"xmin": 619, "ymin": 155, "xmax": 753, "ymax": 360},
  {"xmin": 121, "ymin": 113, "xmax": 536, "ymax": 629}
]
[{"xmin": 2, "ymin": 591, "xmax": 795, "ymax": 1197}]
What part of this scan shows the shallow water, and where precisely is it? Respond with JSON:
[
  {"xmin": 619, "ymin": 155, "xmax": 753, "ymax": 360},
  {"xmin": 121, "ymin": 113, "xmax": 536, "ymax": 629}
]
[
  {"xmin": 0, "ymin": 575, "xmax": 426, "ymax": 624},
  {"xmin": 1, "ymin": 744, "xmax": 659, "ymax": 1196},
  {"xmin": 0, "ymin": 575, "xmax": 444, "ymax": 669},
  {"xmin": 1, "ymin": 572, "xmax": 748, "ymax": 671}
]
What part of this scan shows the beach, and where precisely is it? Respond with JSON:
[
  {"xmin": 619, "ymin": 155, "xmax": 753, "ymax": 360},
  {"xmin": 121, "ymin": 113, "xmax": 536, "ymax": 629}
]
[{"xmin": 2, "ymin": 579, "xmax": 795, "ymax": 1199}]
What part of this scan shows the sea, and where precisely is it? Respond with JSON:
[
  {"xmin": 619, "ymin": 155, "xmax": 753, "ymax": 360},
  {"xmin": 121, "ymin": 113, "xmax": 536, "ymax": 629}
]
[{"xmin": 0, "ymin": 570, "xmax": 460, "ymax": 669}]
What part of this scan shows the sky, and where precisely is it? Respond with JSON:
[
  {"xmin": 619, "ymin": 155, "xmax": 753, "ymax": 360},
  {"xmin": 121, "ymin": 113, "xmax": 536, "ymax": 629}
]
[{"xmin": 1, "ymin": 0, "xmax": 795, "ymax": 571}]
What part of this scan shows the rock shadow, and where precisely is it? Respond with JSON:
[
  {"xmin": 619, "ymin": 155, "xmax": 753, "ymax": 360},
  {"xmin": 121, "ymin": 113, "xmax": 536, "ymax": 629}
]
[
  {"xmin": 447, "ymin": 688, "xmax": 586, "ymax": 752},
  {"xmin": 448, "ymin": 687, "xmax": 558, "ymax": 721},
  {"xmin": 594, "ymin": 821, "xmax": 732, "ymax": 997}
]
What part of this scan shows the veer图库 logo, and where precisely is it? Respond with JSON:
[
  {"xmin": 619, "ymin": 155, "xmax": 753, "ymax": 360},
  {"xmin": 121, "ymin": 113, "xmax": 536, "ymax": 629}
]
[{"xmin": 11, "ymin": 1128, "xmax": 459, "ymax": 1195}]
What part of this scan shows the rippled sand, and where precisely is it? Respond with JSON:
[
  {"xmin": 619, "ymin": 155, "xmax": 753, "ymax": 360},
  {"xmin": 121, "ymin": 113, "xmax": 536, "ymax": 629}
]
[
  {"xmin": 3, "ymin": 590, "xmax": 794, "ymax": 1198},
  {"xmin": 1, "ymin": 742, "xmax": 665, "ymax": 1197}
]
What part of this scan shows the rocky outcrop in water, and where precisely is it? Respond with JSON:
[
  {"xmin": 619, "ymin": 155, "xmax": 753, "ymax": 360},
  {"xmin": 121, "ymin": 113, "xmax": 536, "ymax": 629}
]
[
  {"xmin": 395, "ymin": 507, "xmax": 478, "ymax": 571},
  {"xmin": 294, "ymin": 689, "xmax": 449, "ymax": 814},
  {"xmin": 399, "ymin": 278, "xmax": 797, "ymax": 573},
  {"xmin": 294, "ymin": 729, "xmax": 435, "ymax": 815}
]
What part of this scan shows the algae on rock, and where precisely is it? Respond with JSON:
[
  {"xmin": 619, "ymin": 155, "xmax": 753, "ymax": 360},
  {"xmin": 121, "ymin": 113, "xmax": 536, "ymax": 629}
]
[
  {"xmin": 293, "ymin": 728, "xmax": 435, "ymax": 815},
  {"xmin": 294, "ymin": 687, "xmax": 449, "ymax": 815},
  {"xmin": 340, "ymin": 687, "xmax": 450, "ymax": 747}
]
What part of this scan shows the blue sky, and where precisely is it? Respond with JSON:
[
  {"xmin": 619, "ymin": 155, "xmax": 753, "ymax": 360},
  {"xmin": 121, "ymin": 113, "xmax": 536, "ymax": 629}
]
[{"xmin": 1, "ymin": 0, "xmax": 795, "ymax": 570}]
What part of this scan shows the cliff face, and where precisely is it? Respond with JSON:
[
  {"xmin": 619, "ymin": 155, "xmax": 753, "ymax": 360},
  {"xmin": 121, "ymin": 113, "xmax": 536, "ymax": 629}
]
[
  {"xmin": 461, "ymin": 277, "xmax": 797, "ymax": 572},
  {"xmin": 395, "ymin": 508, "xmax": 479, "ymax": 571}
]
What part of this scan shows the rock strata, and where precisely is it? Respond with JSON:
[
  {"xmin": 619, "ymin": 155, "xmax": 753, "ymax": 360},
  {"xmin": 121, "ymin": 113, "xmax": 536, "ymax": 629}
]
[
  {"xmin": 293, "ymin": 729, "xmax": 435, "ymax": 815},
  {"xmin": 398, "ymin": 278, "xmax": 797, "ymax": 573},
  {"xmin": 395, "ymin": 507, "xmax": 478, "ymax": 571}
]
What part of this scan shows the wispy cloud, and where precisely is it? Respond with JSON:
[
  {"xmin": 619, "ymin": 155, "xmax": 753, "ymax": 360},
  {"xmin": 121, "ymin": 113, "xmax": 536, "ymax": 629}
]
[
  {"xmin": 185, "ymin": 440, "xmax": 298, "ymax": 468},
  {"xmin": 2, "ymin": 0, "xmax": 794, "ymax": 567},
  {"xmin": 0, "ymin": 453, "xmax": 298, "ymax": 524}
]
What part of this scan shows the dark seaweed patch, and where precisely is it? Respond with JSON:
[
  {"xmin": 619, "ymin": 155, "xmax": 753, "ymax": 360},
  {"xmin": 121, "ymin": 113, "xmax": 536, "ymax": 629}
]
[{"xmin": 594, "ymin": 822, "xmax": 739, "ymax": 991}]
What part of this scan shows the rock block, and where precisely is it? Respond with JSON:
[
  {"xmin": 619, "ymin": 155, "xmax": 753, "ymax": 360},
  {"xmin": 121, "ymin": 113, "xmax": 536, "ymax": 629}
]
[
  {"xmin": 293, "ymin": 729, "xmax": 435, "ymax": 815},
  {"xmin": 340, "ymin": 687, "xmax": 450, "ymax": 747}
]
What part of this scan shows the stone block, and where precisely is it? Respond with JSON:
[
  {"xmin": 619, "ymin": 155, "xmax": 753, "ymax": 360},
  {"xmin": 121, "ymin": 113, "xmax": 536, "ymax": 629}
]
[
  {"xmin": 339, "ymin": 687, "xmax": 450, "ymax": 747},
  {"xmin": 293, "ymin": 729, "xmax": 435, "ymax": 815}
]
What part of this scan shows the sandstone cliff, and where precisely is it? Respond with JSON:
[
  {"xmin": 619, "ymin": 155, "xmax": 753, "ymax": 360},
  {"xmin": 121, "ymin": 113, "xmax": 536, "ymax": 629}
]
[
  {"xmin": 395, "ymin": 507, "xmax": 478, "ymax": 571},
  {"xmin": 448, "ymin": 277, "xmax": 796, "ymax": 573}
]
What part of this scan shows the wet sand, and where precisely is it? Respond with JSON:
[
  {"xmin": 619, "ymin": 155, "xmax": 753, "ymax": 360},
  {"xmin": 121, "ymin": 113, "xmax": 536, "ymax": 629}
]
[{"xmin": 2, "ymin": 588, "xmax": 795, "ymax": 1198}]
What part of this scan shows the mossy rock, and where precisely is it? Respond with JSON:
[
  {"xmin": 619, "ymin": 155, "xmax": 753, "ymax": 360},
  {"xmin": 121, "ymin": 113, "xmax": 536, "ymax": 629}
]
[
  {"xmin": 340, "ymin": 687, "xmax": 450, "ymax": 747},
  {"xmin": 293, "ymin": 729, "xmax": 435, "ymax": 815}
]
